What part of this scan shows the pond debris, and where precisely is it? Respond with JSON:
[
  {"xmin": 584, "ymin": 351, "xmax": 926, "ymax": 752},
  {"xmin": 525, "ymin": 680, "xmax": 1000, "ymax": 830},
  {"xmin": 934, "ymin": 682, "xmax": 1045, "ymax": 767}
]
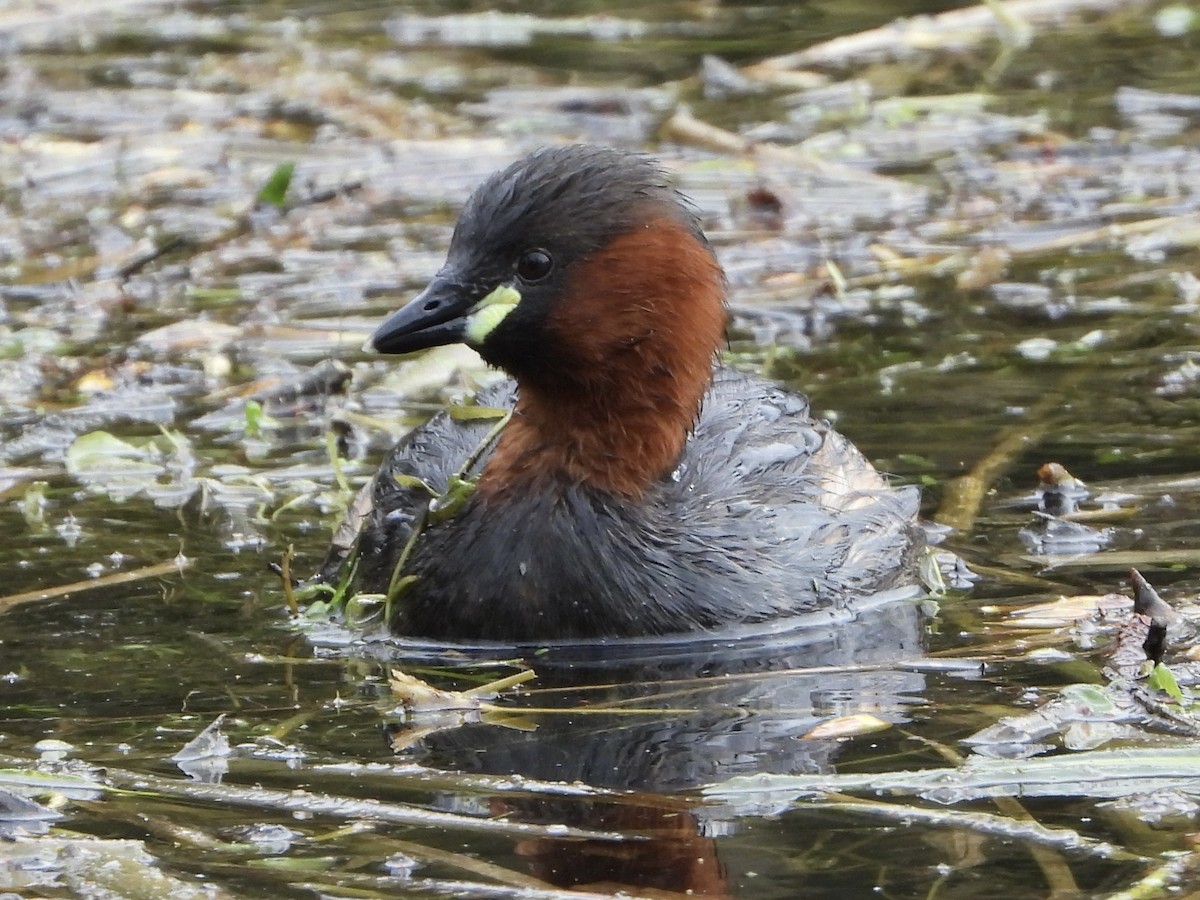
[
  {"xmin": 0, "ymin": 557, "xmax": 190, "ymax": 615},
  {"xmin": 386, "ymin": 11, "xmax": 650, "ymax": 48},
  {"xmin": 384, "ymin": 668, "xmax": 538, "ymax": 750},
  {"xmin": 0, "ymin": 744, "xmax": 627, "ymax": 857},
  {"xmin": 0, "ymin": 787, "xmax": 62, "ymax": 837},
  {"xmin": 387, "ymin": 668, "xmax": 536, "ymax": 716},
  {"xmin": 64, "ymin": 427, "xmax": 197, "ymax": 505},
  {"xmin": 925, "ymin": 541, "xmax": 981, "ymax": 592},
  {"xmin": 277, "ymin": 543, "xmax": 299, "ymax": 616},
  {"xmin": 135, "ymin": 320, "xmax": 243, "ymax": 355},
  {"xmin": 462, "ymin": 85, "xmax": 672, "ymax": 145},
  {"xmin": 705, "ymin": 745, "xmax": 1200, "ymax": 808},
  {"xmin": 975, "ymin": 569, "xmax": 1199, "ymax": 754},
  {"xmin": 661, "ymin": 104, "xmax": 930, "ymax": 206},
  {"xmin": 749, "ymin": 0, "xmax": 1141, "ymax": 73},
  {"xmin": 104, "ymin": 764, "xmax": 625, "ymax": 841},
  {"xmin": 171, "ymin": 715, "xmax": 232, "ymax": 784},
  {"xmin": 935, "ymin": 365, "xmax": 1087, "ymax": 531},
  {"xmin": 195, "ymin": 360, "xmax": 353, "ymax": 433},
  {"xmin": 765, "ymin": 790, "xmax": 1133, "ymax": 863},
  {"xmin": 1035, "ymin": 461, "xmax": 1089, "ymax": 516},
  {"xmin": 1002, "ymin": 591, "xmax": 1132, "ymax": 630},
  {"xmin": 171, "ymin": 715, "xmax": 233, "ymax": 764},
  {"xmin": 1101, "ymin": 845, "xmax": 1200, "ymax": 900},
  {"xmin": 1106, "ymin": 570, "xmax": 1197, "ymax": 719},
  {"xmin": 249, "ymin": 359, "xmax": 353, "ymax": 411},
  {"xmin": 34, "ymin": 739, "xmax": 75, "ymax": 763},
  {"xmin": 114, "ymin": 234, "xmax": 187, "ymax": 280},
  {"xmin": 741, "ymin": 184, "xmax": 786, "ymax": 231},
  {"xmin": 962, "ymin": 682, "xmax": 1143, "ymax": 756},
  {"xmin": 1019, "ymin": 513, "xmax": 1114, "ymax": 557},
  {"xmin": 802, "ymin": 713, "xmax": 891, "ymax": 740},
  {"xmin": 1015, "ymin": 459, "xmax": 1136, "ymax": 557},
  {"xmin": 1128, "ymin": 568, "xmax": 1184, "ymax": 667},
  {"xmin": 0, "ymin": 836, "xmax": 234, "ymax": 900},
  {"xmin": 700, "ymin": 54, "xmax": 766, "ymax": 101}
]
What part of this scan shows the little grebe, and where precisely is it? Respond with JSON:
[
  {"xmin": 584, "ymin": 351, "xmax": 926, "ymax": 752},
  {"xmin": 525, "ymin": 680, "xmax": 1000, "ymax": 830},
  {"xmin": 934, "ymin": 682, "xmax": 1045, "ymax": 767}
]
[{"xmin": 322, "ymin": 145, "xmax": 922, "ymax": 640}]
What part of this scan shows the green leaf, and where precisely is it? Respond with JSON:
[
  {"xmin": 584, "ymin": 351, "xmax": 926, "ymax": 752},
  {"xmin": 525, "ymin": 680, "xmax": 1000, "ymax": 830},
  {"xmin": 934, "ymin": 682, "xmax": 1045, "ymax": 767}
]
[
  {"xmin": 257, "ymin": 162, "xmax": 295, "ymax": 208},
  {"xmin": 1060, "ymin": 683, "xmax": 1122, "ymax": 714},
  {"xmin": 393, "ymin": 473, "xmax": 438, "ymax": 496},
  {"xmin": 65, "ymin": 431, "xmax": 157, "ymax": 477},
  {"xmin": 345, "ymin": 592, "xmax": 386, "ymax": 626},
  {"xmin": 252, "ymin": 856, "xmax": 341, "ymax": 871},
  {"xmin": 429, "ymin": 474, "xmax": 476, "ymax": 522},
  {"xmin": 243, "ymin": 400, "xmax": 279, "ymax": 438},
  {"xmin": 244, "ymin": 400, "xmax": 264, "ymax": 437},
  {"xmin": 448, "ymin": 404, "xmax": 510, "ymax": 421},
  {"xmin": 1149, "ymin": 663, "xmax": 1185, "ymax": 702}
]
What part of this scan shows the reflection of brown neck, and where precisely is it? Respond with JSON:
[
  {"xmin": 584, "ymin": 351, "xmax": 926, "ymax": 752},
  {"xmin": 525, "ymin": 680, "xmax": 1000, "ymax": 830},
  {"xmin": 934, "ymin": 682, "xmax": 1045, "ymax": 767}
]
[
  {"xmin": 502, "ymin": 798, "xmax": 730, "ymax": 897},
  {"xmin": 479, "ymin": 218, "xmax": 726, "ymax": 499}
]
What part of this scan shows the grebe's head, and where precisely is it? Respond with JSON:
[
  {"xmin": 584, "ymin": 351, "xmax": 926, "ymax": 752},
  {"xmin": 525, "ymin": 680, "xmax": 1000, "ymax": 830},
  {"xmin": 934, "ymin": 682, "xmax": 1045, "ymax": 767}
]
[{"xmin": 369, "ymin": 145, "xmax": 726, "ymax": 391}]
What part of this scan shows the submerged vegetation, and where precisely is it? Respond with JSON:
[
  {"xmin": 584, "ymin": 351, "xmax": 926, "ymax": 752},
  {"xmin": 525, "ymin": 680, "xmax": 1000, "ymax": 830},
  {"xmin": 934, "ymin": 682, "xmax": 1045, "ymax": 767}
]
[{"xmin": 2, "ymin": 0, "xmax": 1200, "ymax": 896}]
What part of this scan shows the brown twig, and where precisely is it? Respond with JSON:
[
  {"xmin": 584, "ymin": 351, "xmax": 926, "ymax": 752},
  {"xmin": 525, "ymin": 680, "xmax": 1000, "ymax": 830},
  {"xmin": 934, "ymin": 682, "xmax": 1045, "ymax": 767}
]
[
  {"xmin": 0, "ymin": 558, "xmax": 189, "ymax": 614},
  {"xmin": 280, "ymin": 543, "xmax": 299, "ymax": 616},
  {"xmin": 115, "ymin": 235, "xmax": 186, "ymax": 279}
]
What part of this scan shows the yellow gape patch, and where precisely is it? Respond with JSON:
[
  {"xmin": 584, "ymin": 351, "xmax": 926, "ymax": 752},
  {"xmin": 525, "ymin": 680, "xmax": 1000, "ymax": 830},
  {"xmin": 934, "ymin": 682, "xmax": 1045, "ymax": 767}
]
[{"xmin": 465, "ymin": 284, "xmax": 521, "ymax": 344}]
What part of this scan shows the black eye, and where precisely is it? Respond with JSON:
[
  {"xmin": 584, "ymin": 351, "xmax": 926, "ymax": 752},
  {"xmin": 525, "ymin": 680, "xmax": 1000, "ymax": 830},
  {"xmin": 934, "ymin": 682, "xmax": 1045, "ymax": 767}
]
[{"xmin": 516, "ymin": 249, "xmax": 553, "ymax": 283}]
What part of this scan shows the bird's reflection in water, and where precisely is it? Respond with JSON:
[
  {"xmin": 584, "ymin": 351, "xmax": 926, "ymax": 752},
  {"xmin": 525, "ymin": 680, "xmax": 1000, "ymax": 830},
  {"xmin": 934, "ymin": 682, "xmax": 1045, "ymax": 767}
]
[{"xmin": 376, "ymin": 592, "xmax": 928, "ymax": 896}]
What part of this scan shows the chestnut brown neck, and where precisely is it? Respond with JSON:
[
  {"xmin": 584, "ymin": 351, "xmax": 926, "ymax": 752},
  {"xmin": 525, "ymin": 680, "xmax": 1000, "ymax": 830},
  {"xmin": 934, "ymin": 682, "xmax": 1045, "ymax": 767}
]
[{"xmin": 478, "ymin": 218, "xmax": 726, "ymax": 499}]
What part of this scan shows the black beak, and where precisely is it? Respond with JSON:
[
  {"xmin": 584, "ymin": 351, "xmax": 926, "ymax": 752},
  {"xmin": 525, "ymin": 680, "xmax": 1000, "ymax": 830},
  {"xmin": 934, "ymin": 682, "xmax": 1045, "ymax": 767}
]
[{"xmin": 368, "ymin": 275, "xmax": 475, "ymax": 355}]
